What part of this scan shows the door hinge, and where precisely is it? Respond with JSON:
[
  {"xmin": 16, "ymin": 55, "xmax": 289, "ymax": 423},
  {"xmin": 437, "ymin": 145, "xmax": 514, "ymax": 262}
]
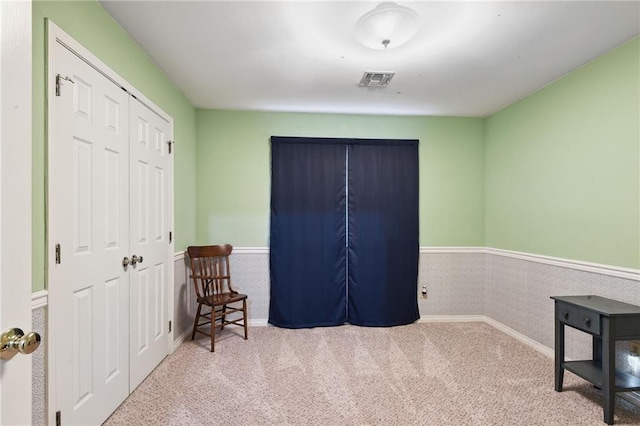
[
  {"xmin": 55, "ymin": 244, "xmax": 61, "ymax": 264},
  {"xmin": 169, "ymin": 231, "xmax": 172, "ymax": 243},
  {"xmin": 167, "ymin": 140, "xmax": 174, "ymax": 154},
  {"xmin": 168, "ymin": 320, "xmax": 172, "ymax": 333},
  {"xmin": 56, "ymin": 411, "xmax": 61, "ymax": 426},
  {"xmin": 55, "ymin": 74, "xmax": 75, "ymax": 96}
]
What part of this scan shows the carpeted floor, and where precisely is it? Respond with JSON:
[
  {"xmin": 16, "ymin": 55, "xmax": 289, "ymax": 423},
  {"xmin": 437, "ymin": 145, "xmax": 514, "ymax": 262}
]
[{"xmin": 103, "ymin": 322, "xmax": 640, "ymax": 425}]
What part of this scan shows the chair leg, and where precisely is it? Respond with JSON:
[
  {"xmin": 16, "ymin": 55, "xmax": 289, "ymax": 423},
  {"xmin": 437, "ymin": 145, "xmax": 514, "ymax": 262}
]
[
  {"xmin": 210, "ymin": 306, "xmax": 215, "ymax": 352},
  {"xmin": 191, "ymin": 303, "xmax": 203, "ymax": 340},
  {"xmin": 221, "ymin": 305, "xmax": 226, "ymax": 330},
  {"xmin": 243, "ymin": 299, "xmax": 248, "ymax": 340}
]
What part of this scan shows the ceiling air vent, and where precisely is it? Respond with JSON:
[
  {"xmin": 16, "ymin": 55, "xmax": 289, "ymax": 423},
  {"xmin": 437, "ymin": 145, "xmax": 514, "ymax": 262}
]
[{"xmin": 359, "ymin": 72, "xmax": 394, "ymax": 87}]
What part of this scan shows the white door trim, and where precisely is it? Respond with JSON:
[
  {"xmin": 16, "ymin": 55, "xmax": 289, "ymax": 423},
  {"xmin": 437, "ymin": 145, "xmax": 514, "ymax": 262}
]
[
  {"xmin": 46, "ymin": 21, "xmax": 175, "ymax": 426},
  {"xmin": 0, "ymin": 1, "xmax": 33, "ymax": 425}
]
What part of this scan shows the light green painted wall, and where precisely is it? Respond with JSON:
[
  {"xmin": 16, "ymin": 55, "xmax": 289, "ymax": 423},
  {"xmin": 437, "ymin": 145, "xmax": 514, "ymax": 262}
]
[
  {"xmin": 485, "ymin": 38, "xmax": 640, "ymax": 269},
  {"xmin": 195, "ymin": 110, "xmax": 485, "ymax": 247},
  {"xmin": 32, "ymin": 1, "xmax": 197, "ymax": 291}
]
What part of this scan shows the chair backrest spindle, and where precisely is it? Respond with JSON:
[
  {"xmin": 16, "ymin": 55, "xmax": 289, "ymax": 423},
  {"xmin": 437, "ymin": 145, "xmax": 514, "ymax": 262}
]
[{"xmin": 187, "ymin": 244, "xmax": 235, "ymax": 300}]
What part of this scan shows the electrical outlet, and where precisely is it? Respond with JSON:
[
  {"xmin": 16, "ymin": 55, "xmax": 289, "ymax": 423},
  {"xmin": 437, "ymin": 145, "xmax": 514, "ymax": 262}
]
[
  {"xmin": 421, "ymin": 286, "xmax": 427, "ymax": 299},
  {"xmin": 631, "ymin": 341, "xmax": 640, "ymax": 355}
]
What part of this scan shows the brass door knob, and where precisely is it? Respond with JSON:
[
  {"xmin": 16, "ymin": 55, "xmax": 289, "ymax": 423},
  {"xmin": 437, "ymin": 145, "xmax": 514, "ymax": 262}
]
[
  {"xmin": 122, "ymin": 256, "xmax": 130, "ymax": 267},
  {"xmin": 131, "ymin": 255, "xmax": 143, "ymax": 265},
  {"xmin": 1, "ymin": 328, "xmax": 41, "ymax": 360}
]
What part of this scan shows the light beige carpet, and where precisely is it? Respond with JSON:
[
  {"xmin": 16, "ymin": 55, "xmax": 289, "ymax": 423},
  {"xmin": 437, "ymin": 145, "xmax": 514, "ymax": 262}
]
[{"xmin": 104, "ymin": 322, "xmax": 640, "ymax": 425}]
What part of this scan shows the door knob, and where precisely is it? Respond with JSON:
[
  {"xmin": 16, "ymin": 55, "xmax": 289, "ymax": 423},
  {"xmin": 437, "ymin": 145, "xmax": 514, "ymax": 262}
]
[
  {"xmin": 1, "ymin": 328, "xmax": 41, "ymax": 360},
  {"xmin": 130, "ymin": 255, "xmax": 143, "ymax": 265},
  {"xmin": 122, "ymin": 256, "xmax": 130, "ymax": 267}
]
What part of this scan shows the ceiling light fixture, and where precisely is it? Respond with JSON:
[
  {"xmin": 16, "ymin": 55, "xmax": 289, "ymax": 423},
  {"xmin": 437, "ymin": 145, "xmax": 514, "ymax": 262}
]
[{"xmin": 354, "ymin": 2, "xmax": 420, "ymax": 50}]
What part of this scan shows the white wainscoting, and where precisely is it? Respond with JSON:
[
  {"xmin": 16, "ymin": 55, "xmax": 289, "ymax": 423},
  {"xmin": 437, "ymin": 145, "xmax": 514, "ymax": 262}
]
[
  {"xmin": 179, "ymin": 247, "xmax": 639, "ymax": 330},
  {"xmin": 31, "ymin": 302, "xmax": 46, "ymax": 425},
  {"xmin": 172, "ymin": 250, "xmax": 201, "ymax": 350}
]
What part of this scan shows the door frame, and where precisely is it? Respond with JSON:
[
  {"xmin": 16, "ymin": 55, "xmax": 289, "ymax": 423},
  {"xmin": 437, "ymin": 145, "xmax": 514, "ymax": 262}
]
[
  {"xmin": 0, "ymin": 1, "xmax": 33, "ymax": 424},
  {"xmin": 46, "ymin": 21, "xmax": 175, "ymax": 425}
]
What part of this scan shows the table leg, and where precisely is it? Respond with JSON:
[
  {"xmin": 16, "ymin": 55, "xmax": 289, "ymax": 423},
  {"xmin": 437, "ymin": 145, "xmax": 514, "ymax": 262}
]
[
  {"xmin": 554, "ymin": 308, "xmax": 565, "ymax": 392},
  {"xmin": 593, "ymin": 335, "xmax": 603, "ymax": 389},
  {"xmin": 593, "ymin": 335, "xmax": 602, "ymax": 363},
  {"xmin": 602, "ymin": 317, "xmax": 615, "ymax": 425}
]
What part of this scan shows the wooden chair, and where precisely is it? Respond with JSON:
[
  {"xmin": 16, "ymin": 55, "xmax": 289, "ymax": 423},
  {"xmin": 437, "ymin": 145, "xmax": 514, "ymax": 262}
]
[{"xmin": 187, "ymin": 244, "xmax": 248, "ymax": 351}]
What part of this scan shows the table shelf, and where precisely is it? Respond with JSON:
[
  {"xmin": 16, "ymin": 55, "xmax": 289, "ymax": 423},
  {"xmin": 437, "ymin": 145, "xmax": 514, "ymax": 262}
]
[{"xmin": 563, "ymin": 360, "xmax": 640, "ymax": 392}]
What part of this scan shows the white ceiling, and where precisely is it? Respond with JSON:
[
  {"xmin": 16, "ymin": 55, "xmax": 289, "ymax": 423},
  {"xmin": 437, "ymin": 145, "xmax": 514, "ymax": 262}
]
[{"xmin": 100, "ymin": 1, "xmax": 639, "ymax": 117}]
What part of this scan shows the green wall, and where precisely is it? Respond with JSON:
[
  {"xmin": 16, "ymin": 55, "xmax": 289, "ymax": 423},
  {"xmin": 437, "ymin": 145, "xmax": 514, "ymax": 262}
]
[
  {"xmin": 485, "ymin": 38, "xmax": 640, "ymax": 269},
  {"xmin": 32, "ymin": 1, "xmax": 197, "ymax": 291},
  {"xmin": 195, "ymin": 111, "xmax": 485, "ymax": 247}
]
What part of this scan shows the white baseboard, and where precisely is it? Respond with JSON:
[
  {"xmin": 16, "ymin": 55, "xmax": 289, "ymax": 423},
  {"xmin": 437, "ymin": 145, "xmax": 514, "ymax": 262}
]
[
  {"xmin": 418, "ymin": 315, "xmax": 485, "ymax": 323},
  {"xmin": 253, "ymin": 316, "xmax": 485, "ymax": 326},
  {"xmin": 250, "ymin": 317, "xmax": 486, "ymax": 326},
  {"xmin": 419, "ymin": 315, "xmax": 554, "ymax": 359},
  {"xmin": 483, "ymin": 316, "xmax": 555, "ymax": 359},
  {"xmin": 172, "ymin": 327, "xmax": 192, "ymax": 352},
  {"xmin": 418, "ymin": 315, "xmax": 555, "ymax": 359}
]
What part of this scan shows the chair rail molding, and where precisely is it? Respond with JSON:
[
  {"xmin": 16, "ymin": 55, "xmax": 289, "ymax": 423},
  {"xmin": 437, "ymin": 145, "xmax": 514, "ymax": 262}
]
[
  {"xmin": 202, "ymin": 246, "xmax": 638, "ymax": 281},
  {"xmin": 32, "ymin": 290, "xmax": 48, "ymax": 310},
  {"xmin": 485, "ymin": 247, "xmax": 640, "ymax": 281}
]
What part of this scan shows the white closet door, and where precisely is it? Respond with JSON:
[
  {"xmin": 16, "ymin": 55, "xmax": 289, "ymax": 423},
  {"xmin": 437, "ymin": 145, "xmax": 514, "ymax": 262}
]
[
  {"xmin": 50, "ymin": 41, "xmax": 130, "ymax": 425},
  {"xmin": 128, "ymin": 97, "xmax": 171, "ymax": 391}
]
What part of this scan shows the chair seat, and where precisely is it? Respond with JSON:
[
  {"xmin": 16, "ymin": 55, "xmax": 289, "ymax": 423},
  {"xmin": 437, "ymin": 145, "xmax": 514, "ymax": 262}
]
[{"xmin": 199, "ymin": 292, "xmax": 247, "ymax": 306}]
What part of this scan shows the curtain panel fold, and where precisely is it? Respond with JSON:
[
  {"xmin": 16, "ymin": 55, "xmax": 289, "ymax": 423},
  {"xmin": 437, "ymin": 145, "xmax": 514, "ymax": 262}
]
[
  {"xmin": 269, "ymin": 136, "xmax": 419, "ymax": 328},
  {"xmin": 269, "ymin": 138, "xmax": 347, "ymax": 328},
  {"xmin": 347, "ymin": 141, "xmax": 420, "ymax": 326}
]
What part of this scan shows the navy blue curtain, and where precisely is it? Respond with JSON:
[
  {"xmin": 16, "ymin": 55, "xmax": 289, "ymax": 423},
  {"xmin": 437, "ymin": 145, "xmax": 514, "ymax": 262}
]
[
  {"xmin": 269, "ymin": 137, "xmax": 419, "ymax": 328},
  {"xmin": 269, "ymin": 137, "xmax": 347, "ymax": 328},
  {"xmin": 347, "ymin": 140, "xmax": 419, "ymax": 326}
]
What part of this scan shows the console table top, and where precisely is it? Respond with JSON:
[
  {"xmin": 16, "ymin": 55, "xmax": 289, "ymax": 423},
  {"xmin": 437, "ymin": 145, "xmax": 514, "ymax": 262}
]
[{"xmin": 551, "ymin": 295, "xmax": 640, "ymax": 316}]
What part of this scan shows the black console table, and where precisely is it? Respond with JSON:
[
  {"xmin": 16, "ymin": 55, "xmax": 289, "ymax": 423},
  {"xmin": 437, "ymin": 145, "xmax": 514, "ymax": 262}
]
[{"xmin": 551, "ymin": 295, "xmax": 640, "ymax": 425}]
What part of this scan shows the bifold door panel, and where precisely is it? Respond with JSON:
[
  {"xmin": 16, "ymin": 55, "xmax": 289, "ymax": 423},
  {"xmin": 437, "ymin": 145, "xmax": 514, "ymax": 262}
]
[
  {"xmin": 50, "ymin": 42, "xmax": 130, "ymax": 425},
  {"xmin": 128, "ymin": 97, "xmax": 171, "ymax": 391}
]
